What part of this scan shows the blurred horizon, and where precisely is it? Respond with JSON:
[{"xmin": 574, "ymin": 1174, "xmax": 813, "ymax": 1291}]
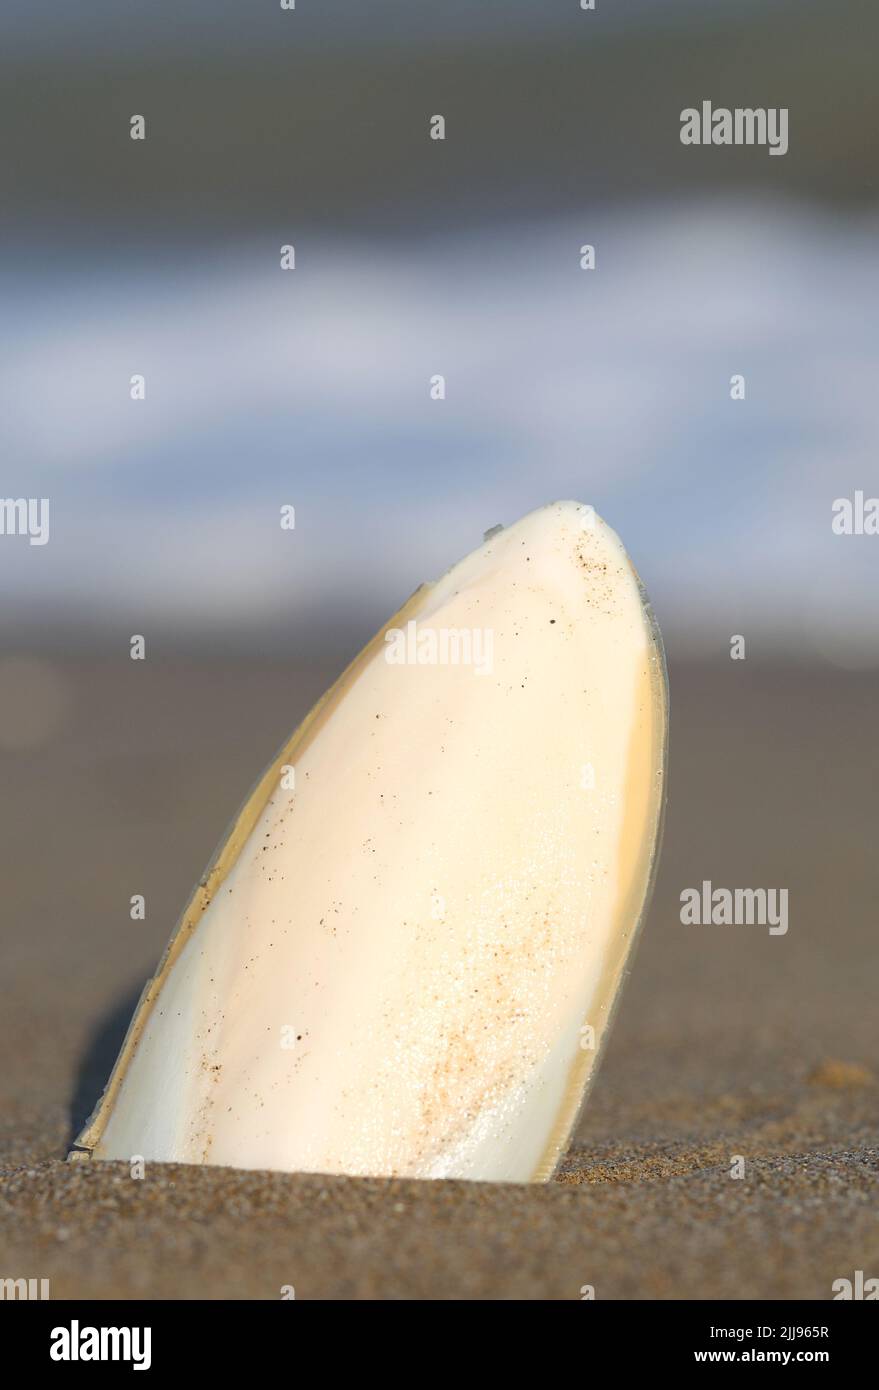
[
  {"xmin": 3, "ymin": 0, "xmax": 878, "ymax": 668},
  {"xmin": 5, "ymin": 0, "xmax": 878, "ymax": 241}
]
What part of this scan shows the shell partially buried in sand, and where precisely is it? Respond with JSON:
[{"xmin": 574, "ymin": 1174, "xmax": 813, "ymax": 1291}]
[{"xmin": 72, "ymin": 501, "xmax": 668, "ymax": 1182}]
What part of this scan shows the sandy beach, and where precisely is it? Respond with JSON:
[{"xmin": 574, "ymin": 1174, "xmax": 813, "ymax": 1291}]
[{"xmin": 1, "ymin": 653, "xmax": 876, "ymax": 1299}]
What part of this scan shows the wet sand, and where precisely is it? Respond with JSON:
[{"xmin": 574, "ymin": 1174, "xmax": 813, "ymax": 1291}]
[{"xmin": 1, "ymin": 654, "xmax": 877, "ymax": 1298}]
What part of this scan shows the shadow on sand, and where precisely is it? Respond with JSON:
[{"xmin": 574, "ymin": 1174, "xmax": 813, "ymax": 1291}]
[{"xmin": 67, "ymin": 982, "xmax": 145, "ymax": 1152}]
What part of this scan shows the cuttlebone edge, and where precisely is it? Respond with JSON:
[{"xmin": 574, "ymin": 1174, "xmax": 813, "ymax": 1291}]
[{"xmin": 530, "ymin": 555, "xmax": 669, "ymax": 1182}]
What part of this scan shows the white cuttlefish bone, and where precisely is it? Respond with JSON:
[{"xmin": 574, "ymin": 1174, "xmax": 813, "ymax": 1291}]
[{"xmin": 73, "ymin": 501, "xmax": 667, "ymax": 1182}]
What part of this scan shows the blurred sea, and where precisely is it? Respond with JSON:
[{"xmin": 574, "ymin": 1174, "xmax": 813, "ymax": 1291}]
[{"xmin": 3, "ymin": 198, "xmax": 879, "ymax": 665}]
